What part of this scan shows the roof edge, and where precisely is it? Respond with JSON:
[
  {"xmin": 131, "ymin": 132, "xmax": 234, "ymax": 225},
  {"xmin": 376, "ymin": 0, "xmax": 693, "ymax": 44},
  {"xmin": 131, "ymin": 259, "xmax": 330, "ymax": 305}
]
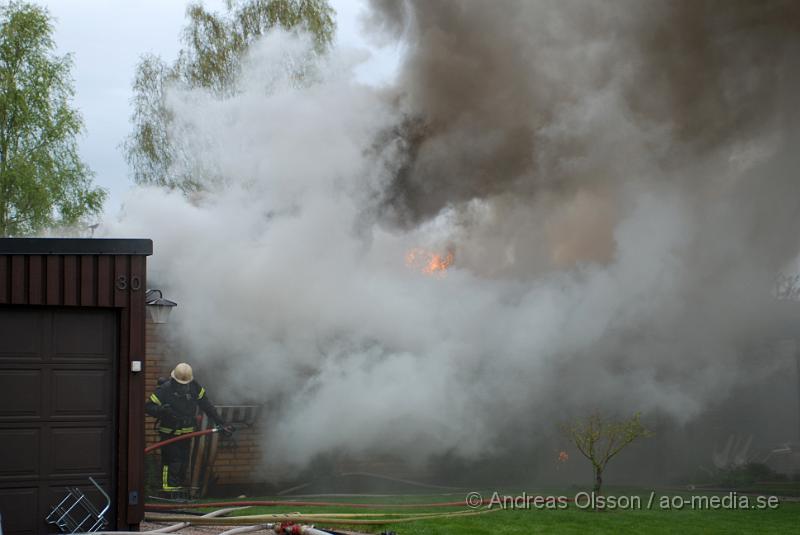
[{"xmin": 0, "ymin": 238, "xmax": 153, "ymax": 256}]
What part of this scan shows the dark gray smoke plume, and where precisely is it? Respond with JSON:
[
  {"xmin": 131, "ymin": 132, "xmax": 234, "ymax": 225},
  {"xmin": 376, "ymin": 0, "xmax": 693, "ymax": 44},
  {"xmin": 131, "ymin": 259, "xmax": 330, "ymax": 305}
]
[
  {"xmin": 370, "ymin": 0, "xmax": 800, "ymax": 232},
  {"xmin": 110, "ymin": 1, "xmax": 800, "ymax": 483}
]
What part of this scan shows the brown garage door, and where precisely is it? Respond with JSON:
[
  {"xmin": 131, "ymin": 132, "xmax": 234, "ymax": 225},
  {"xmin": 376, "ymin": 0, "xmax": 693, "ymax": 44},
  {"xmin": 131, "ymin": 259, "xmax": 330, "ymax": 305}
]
[{"xmin": 0, "ymin": 307, "xmax": 117, "ymax": 535}]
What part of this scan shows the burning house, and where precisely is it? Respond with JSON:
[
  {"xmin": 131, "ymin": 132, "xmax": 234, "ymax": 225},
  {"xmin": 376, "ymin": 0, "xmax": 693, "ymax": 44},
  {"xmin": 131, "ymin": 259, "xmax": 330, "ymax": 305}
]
[
  {"xmin": 4, "ymin": 0, "xmax": 800, "ymax": 531},
  {"xmin": 113, "ymin": 0, "xmax": 800, "ymax": 495}
]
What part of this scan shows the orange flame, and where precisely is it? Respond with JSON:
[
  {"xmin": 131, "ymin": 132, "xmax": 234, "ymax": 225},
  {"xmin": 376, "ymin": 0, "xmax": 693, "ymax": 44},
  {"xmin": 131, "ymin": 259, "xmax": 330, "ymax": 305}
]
[{"xmin": 405, "ymin": 248, "xmax": 455, "ymax": 275}]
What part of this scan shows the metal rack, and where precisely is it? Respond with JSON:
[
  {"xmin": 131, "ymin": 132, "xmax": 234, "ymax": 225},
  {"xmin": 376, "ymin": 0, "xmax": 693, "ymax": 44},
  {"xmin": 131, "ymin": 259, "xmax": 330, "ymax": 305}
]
[{"xmin": 46, "ymin": 477, "xmax": 111, "ymax": 533}]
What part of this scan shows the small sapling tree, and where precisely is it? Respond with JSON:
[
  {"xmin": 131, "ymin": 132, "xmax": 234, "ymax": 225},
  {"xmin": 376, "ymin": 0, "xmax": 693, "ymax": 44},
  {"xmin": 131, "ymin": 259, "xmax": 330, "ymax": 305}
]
[{"xmin": 561, "ymin": 411, "xmax": 653, "ymax": 496}]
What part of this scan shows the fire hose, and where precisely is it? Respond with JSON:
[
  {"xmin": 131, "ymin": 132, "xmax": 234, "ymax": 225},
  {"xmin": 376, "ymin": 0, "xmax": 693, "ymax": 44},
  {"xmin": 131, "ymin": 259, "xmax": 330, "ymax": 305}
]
[
  {"xmin": 220, "ymin": 525, "xmax": 332, "ymax": 535},
  {"xmin": 96, "ymin": 506, "xmax": 247, "ymax": 534},
  {"xmin": 102, "ymin": 507, "xmax": 340, "ymax": 535},
  {"xmin": 142, "ymin": 435, "xmax": 500, "ymax": 529},
  {"xmin": 146, "ymin": 498, "xmax": 484, "ymax": 510},
  {"xmin": 144, "ymin": 427, "xmax": 230, "ymax": 454},
  {"xmin": 145, "ymin": 507, "xmax": 498, "ymax": 526}
]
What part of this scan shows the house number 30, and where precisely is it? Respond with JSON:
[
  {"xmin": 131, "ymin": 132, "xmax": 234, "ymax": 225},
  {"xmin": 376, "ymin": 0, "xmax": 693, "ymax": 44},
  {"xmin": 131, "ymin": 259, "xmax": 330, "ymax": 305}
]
[{"xmin": 116, "ymin": 275, "xmax": 142, "ymax": 291}]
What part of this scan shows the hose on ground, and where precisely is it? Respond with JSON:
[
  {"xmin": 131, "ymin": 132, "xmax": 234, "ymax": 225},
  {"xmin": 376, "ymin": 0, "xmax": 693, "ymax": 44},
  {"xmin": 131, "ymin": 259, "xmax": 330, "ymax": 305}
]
[
  {"xmin": 146, "ymin": 507, "xmax": 498, "ymax": 526},
  {"xmin": 217, "ymin": 523, "xmax": 340, "ymax": 535},
  {"xmin": 277, "ymin": 472, "xmax": 463, "ymax": 496},
  {"xmin": 146, "ymin": 498, "xmax": 479, "ymax": 510},
  {"xmin": 287, "ymin": 526, "xmax": 337, "ymax": 535},
  {"xmin": 217, "ymin": 524, "xmax": 274, "ymax": 535},
  {"xmin": 336, "ymin": 472, "xmax": 464, "ymax": 491},
  {"xmin": 94, "ymin": 506, "xmax": 248, "ymax": 534}
]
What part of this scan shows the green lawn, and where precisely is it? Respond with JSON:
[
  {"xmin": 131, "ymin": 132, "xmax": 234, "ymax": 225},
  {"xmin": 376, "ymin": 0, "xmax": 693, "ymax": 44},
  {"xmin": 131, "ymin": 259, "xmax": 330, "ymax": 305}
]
[{"xmin": 177, "ymin": 488, "xmax": 800, "ymax": 534}]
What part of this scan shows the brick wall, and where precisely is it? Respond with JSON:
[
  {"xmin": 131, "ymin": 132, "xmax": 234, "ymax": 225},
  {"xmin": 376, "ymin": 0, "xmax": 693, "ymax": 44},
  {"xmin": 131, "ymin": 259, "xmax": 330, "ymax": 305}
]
[
  {"xmin": 144, "ymin": 321, "xmax": 170, "ymax": 454},
  {"xmin": 208, "ymin": 405, "xmax": 265, "ymax": 486}
]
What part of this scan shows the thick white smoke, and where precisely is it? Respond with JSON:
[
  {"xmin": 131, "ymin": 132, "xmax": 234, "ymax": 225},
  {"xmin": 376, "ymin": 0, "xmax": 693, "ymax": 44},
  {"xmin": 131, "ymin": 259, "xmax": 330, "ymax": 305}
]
[{"xmin": 108, "ymin": 1, "xmax": 800, "ymax": 478}]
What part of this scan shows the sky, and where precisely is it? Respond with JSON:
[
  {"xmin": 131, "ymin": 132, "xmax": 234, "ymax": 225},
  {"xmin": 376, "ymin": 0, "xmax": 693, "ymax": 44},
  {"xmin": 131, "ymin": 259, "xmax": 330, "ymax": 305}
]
[{"xmin": 36, "ymin": 0, "xmax": 401, "ymax": 217}]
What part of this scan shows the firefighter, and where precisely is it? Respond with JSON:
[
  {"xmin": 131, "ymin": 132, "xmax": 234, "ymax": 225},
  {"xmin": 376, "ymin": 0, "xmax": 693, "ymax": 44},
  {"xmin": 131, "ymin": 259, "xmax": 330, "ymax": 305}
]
[{"xmin": 145, "ymin": 362, "xmax": 231, "ymax": 490}]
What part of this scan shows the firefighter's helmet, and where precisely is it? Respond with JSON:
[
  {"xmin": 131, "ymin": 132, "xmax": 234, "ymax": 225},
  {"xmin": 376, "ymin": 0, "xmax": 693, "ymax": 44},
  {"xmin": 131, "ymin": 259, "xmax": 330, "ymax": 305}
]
[{"xmin": 171, "ymin": 362, "xmax": 194, "ymax": 384}]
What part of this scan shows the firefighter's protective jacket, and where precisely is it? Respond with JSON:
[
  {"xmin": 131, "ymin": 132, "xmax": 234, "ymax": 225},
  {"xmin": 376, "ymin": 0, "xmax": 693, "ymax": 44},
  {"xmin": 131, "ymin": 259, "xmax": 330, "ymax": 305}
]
[{"xmin": 145, "ymin": 378, "xmax": 224, "ymax": 435}]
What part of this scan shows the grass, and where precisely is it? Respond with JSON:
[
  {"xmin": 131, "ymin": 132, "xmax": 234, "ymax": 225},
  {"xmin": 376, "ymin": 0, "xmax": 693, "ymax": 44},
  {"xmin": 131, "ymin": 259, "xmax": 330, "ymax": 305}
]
[{"xmin": 179, "ymin": 487, "xmax": 800, "ymax": 534}]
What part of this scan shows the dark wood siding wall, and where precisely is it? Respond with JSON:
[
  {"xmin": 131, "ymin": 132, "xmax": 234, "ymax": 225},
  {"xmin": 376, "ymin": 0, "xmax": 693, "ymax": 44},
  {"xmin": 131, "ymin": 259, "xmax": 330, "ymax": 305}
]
[
  {"xmin": 0, "ymin": 240, "xmax": 151, "ymax": 531},
  {"xmin": 0, "ymin": 255, "xmax": 141, "ymax": 308}
]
